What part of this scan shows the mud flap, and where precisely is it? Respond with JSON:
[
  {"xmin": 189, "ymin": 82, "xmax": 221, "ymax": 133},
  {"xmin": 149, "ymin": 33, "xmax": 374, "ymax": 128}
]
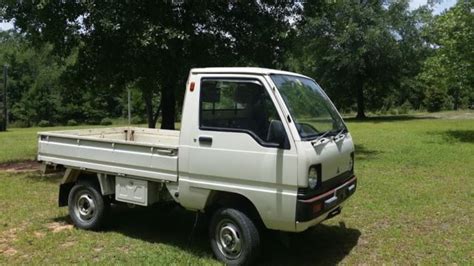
[{"xmin": 58, "ymin": 183, "xmax": 74, "ymax": 207}]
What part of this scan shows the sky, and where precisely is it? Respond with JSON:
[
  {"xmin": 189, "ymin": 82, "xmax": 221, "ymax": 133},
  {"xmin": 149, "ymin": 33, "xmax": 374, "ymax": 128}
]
[
  {"xmin": 0, "ymin": 0, "xmax": 458, "ymax": 31},
  {"xmin": 409, "ymin": 0, "xmax": 457, "ymax": 13}
]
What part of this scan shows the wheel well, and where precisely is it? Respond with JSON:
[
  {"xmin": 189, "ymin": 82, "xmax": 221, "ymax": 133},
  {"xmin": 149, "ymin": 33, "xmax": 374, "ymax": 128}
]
[
  {"xmin": 58, "ymin": 170, "xmax": 100, "ymax": 207},
  {"xmin": 76, "ymin": 172, "xmax": 101, "ymax": 186},
  {"xmin": 205, "ymin": 191, "xmax": 263, "ymax": 227}
]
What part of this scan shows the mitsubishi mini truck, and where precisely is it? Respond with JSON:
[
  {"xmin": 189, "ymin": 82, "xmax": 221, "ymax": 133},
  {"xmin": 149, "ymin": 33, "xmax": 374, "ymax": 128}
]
[{"xmin": 38, "ymin": 67, "xmax": 356, "ymax": 265}]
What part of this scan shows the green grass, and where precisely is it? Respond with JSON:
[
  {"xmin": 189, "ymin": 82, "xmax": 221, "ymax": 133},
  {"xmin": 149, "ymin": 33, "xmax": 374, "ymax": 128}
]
[
  {"xmin": 0, "ymin": 125, "xmax": 102, "ymax": 163},
  {"xmin": 0, "ymin": 122, "xmax": 180, "ymax": 163},
  {"xmin": 0, "ymin": 112, "xmax": 473, "ymax": 264}
]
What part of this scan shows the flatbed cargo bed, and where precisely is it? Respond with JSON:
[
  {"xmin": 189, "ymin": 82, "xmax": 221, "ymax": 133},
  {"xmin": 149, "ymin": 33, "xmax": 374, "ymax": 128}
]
[{"xmin": 37, "ymin": 127, "xmax": 180, "ymax": 182}]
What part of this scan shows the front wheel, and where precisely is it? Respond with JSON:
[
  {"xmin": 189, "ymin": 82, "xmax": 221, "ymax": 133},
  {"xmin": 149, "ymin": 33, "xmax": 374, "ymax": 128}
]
[
  {"xmin": 209, "ymin": 208, "xmax": 261, "ymax": 265},
  {"xmin": 68, "ymin": 180, "xmax": 109, "ymax": 230}
]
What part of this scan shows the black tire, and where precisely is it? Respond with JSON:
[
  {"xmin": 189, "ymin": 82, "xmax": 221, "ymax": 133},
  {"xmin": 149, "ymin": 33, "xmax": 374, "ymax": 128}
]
[
  {"xmin": 209, "ymin": 208, "xmax": 261, "ymax": 265},
  {"xmin": 68, "ymin": 180, "xmax": 109, "ymax": 230}
]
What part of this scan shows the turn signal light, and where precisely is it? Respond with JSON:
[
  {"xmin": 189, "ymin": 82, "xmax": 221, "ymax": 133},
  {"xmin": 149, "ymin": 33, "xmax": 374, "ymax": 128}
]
[{"xmin": 312, "ymin": 202, "xmax": 322, "ymax": 214}]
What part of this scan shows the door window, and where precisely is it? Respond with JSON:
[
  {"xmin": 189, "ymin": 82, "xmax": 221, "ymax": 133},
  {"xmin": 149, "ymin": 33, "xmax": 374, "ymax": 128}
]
[{"xmin": 200, "ymin": 78, "xmax": 288, "ymax": 148}]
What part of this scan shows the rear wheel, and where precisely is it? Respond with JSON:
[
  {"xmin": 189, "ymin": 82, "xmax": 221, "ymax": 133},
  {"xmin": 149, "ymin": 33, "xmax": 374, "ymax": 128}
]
[
  {"xmin": 68, "ymin": 180, "xmax": 109, "ymax": 230},
  {"xmin": 209, "ymin": 208, "xmax": 261, "ymax": 265}
]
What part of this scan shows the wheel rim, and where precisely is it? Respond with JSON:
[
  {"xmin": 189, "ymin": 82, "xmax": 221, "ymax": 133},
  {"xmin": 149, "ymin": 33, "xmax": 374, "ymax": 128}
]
[
  {"xmin": 215, "ymin": 219, "xmax": 242, "ymax": 259},
  {"xmin": 74, "ymin": 191, "xmax": 96, "ymax": 222}
]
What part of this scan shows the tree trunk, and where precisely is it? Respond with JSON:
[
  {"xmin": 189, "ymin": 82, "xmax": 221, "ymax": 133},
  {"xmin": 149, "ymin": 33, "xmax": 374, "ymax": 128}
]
[
  {"xmin": 143, "ymin": 90, "xmax": 156, "ymax": 128},
  {"xmin": 453, "ymin": 87, "xmax": 459, "ymax": 110},
  {"xmin": 160, "ymin": 82, "xmax": 175, "ymax": 130},
  {"xmin": 356, "ymin": 79, "xmax": 366, "ymax": 119}
]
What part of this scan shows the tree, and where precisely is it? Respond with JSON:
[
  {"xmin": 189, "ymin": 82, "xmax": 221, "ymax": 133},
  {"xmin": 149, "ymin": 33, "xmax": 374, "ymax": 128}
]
[
  {"xmin": 0, "ymin": 31, "xmax": 123, "ymax": 126},
  {"xmin": 2, "ymin": 1, "xmax": 296, "ymax": 128},
  {"xmin": 288, "ymin": 0, "xmax": 414, "ymax": 118},
  {"xmin": 0, "ymin": 32, "xmax": 62, "ymax": 126},
  {"xmin": 418, "ymin": 1, "xmax": 474, "ymax": 111},
  {"xmin": 386, "ymin": 2, "xmax": 434, "ymax": 110}
]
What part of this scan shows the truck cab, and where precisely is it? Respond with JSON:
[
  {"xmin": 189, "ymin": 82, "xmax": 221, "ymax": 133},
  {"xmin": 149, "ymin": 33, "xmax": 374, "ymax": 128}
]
[
  {"xmin": 38, "ymin": 67, "xmax": 356, "ymax": 265},
  {"xmin": 177, "ymin": 68, "xmax": 356, "ymax": 231}
]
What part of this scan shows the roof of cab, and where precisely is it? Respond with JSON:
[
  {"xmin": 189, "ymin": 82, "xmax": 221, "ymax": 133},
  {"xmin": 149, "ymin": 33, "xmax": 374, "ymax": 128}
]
[{"xmin": 190, "ymin": 67, "xmax": 312, "ymax": 79}]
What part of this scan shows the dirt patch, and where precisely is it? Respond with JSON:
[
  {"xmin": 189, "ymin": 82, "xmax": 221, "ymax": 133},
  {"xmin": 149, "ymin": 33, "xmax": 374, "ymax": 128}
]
[
  {"xmin": 117, "ymin": 246, "xmax": 130, "ymax": 254},
  {"xmin": 61, "ymin": 241, "xmax": 76, "ymax": 248},
  {"xmin": 0, "ymin": 227, "xmax": 19, "ymax": 244},
  {"xmin": 46, "ymin": 222, "xmax": 73, "ymax": 233},
  {"xmin": 0, "ymin": 161, "xmax": 41, "ymax": 173},
  {"xmin": 33, "ymin": 231, "xmax": 46, "ymax": 239},
  {"xmin": 0, "ymin": 227, "xmax": 20, "ymax": 257},
  {"xmin": 1, "ymin": 247, "xmax": 18, "ymax": 256}
]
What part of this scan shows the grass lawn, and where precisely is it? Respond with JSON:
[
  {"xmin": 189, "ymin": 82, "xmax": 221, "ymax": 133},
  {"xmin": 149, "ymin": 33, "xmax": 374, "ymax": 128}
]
[
  {"xmin": 0, "ymin": 125, "xmax": 107, "ymax": 163},
  {"xmin": 0, "ymin": 112, "xmax": 473, "ymax": 264}
]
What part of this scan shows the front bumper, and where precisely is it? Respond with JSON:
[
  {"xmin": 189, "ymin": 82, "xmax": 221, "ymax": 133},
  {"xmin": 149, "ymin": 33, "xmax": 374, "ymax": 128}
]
[{"xmin": 295, "ymin": 175, "xmax": 357, "ymax": 231}]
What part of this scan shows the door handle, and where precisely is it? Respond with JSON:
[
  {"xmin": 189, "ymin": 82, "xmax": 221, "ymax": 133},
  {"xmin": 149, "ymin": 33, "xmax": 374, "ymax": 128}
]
[{"xmin": 198, "ymin": 136, "xmax": 213, "ymax": 145}]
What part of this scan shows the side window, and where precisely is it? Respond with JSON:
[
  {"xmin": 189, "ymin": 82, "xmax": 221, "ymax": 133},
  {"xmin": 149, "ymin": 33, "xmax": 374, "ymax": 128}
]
[{"xmin": 200, "ymin": 79, "xmax": 286, "ymax": 146}]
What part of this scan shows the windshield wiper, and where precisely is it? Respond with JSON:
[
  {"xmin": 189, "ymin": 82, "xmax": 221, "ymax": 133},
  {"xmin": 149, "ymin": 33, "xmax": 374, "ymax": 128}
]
[
  {"xmin": 310, "ymin": 130, "xmax": 332, "ymax": 146},
  {"xmin": 332, "ymin": 128, "xmax": 346, "ymax": 142},
  {"xmin": 310, "ymin": 128, "xmax": 346, "ymax": 146}
]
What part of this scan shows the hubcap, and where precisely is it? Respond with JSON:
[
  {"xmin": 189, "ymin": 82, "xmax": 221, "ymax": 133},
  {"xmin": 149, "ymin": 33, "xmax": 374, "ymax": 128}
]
[
  {"xmin": 74, "ymin": 192, "xmax": 96, "ymax": 222},
  {"xmin": 216, "ymin": 219, "xmax": 242, "ymax": 259}
]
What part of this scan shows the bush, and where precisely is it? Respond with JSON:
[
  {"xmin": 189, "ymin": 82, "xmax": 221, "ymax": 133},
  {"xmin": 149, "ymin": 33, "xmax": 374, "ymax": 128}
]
[
  {"xmin": 38, "ymin": 120, "xmax": 51, "ymax": 127},
  {"xmin": 10, "ymin": 120, "xmax": 30, "ymax": 128},
  {"xmin": 67, "ymin": 119, "xmax": 78, "ymax": 126},
  {"xmin": 85, "ymin": 119, "xmax": 100, "ymax": 125},
  {"xmin": 424, "ymin": 88, "xmax": 447, "ymax": 112},
  {"xmin": 389, "ymin": 108, "xmax": 399, "ymax": 115},
  {"xmin": 131, "ymin": 116, "xmax": 145, "ymax": 125},
  {"xmin": 442, "ymin": 96, "xmax": 454, "ymax": 111},
  {"xmin": 399, "ymin": 101, "xmax": 412, "ymax": 115},
  {"xmin": 100, "ymin": 117, "xmax": 113, "ymax": 126}
]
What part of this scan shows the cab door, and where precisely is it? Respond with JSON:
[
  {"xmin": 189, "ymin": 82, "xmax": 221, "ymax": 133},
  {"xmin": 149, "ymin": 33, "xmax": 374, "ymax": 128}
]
[{"xmin": 179, "ymin": 74, "xmax": 299, "ymax": 231}]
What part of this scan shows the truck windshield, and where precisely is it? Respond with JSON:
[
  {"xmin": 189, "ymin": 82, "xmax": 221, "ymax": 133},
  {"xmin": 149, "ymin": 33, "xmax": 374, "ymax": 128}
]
[{"xmin": 270, "ymin": 74, "xmax": 346, "ymax": 140}]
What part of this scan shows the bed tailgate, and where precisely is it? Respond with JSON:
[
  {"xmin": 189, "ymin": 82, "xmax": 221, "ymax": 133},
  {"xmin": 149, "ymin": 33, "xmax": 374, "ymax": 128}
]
[{"xmin": 37, "ymin": 133, "xmax": 178, "ymax": 182}]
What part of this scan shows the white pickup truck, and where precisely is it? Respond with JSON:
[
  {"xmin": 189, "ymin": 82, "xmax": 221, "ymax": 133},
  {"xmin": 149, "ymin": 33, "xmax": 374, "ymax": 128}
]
[{"xmin": 38, "ymin": 67, "xmax": 356, "ymax": 265}]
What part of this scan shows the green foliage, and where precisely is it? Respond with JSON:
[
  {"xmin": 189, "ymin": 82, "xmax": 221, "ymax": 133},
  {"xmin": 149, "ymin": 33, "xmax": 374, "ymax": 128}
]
[
  {"xmin": 66, "ymin": 119, "xmax": 78, "ymax": 126},
  {"xmin": 116, "ymin": 87, "xmax": 147, "ymax": 121},
  {"xmin": 2, "ymin": 1, "xmax": 296, "ymax": 128},
  {"xmin": 424, "ymin": 87, "xmax": 448, "ymax": 112},
  {"xmin": 37, "ymin": 120, "xmax": 51, "ymax": 127},
  {"xmin": 0, "ymin": 0, "xmax": 471, "ymax": 125},
  {"xmin": 418, "ymin": 1, "xmax": 474, "ymax": 110},
  {"xmin": 0, "ymin": 33, "xmax": 61, "ymax": 126},
  {"xmin": 288, "ymin": 1, "xmax": 412, "ymax": 118},
  {"xmin": 131, "ymin": 116, "xmax": 145, "ymax": 125},
  {"xmin": 100, "ymin": 117, "xmax": 113, "ymax": 126},
  {"xmin": 0, "ymin": 31, "xmax": 123, "ymax": 126},
  {"xmin": 85, "ymin": 119, "xmax": 100, "ymax": 125},
  {"xmin": 399, "ymin": 101, "xmax": 412, "ymax": 115},
  {"xmin": 8, "ymin": 120, "xmax": 29, "ymax": 128}
]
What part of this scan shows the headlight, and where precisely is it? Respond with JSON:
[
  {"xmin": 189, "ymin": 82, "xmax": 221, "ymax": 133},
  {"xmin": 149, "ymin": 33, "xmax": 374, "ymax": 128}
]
[{"xmin": 308, "ymin": 166, "xmax": 318, "ymax": 189}]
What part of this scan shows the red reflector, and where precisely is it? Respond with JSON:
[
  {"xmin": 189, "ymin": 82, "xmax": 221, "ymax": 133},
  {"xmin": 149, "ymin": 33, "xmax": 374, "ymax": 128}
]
[
  {"xmin": 312, "ymin": 202, "xmax": 322, "ymax": 214},
  {"xmin": 190, "ymin": 82, "xmax": 195, "ymax": 92}
]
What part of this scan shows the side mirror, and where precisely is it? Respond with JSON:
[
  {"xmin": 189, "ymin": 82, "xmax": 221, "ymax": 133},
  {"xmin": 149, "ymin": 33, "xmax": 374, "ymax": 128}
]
[{"xmin": 266, "ymin": 120, "xmax": 287, "ymax": 149}]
